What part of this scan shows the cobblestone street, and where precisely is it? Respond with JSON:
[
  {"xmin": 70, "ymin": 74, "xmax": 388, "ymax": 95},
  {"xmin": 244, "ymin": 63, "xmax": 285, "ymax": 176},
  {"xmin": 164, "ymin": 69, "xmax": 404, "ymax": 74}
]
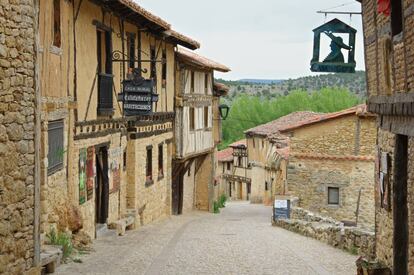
[{"xmin": 57, "ymin": 202, "xmax": 357, "ymax": 275}]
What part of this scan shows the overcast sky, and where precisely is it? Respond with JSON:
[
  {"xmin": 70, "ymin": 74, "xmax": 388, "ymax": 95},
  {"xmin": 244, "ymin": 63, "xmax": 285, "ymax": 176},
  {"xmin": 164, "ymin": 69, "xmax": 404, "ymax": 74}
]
[{"xmin": 138, "ymin": 0, "xmax": 364, "ymax": 80}]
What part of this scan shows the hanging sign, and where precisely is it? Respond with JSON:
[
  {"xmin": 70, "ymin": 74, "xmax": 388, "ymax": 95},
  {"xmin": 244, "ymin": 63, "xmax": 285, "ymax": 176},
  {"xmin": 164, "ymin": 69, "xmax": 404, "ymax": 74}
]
[{"xmin": 121, "ymin": 70, "xmax": 159, "ymax": 116}]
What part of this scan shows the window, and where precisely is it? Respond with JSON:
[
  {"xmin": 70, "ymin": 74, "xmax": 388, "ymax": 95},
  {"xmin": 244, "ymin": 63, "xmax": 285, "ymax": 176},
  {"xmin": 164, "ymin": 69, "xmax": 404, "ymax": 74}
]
[
  {"xmin": 204, "ymin": 74, "xmax": 209, "ymax": 94},
  {"xmin": 53, "ymin": 0, "xmax": 61, "ymax": 47},
  {"xmin": 189, "ymin": 107, "xmax": 195, "ymax": 131},
  {"xmin": 265, "ymin": 181, "xmax": 269, "ymax": 191},
  {"xmin": 127, "ymin": 34, "xmax": 136, "ymax": 69},
  {"xmin": 188, "ymin": 166, "xmax": 191, "ymax": 176},
  {"xmin": 162, "ymin": 50, "xmax": 167, "ymax": 87},
  {"xmin": 146, "ymin": 146, "xmax": 153, "ymax": 183},
  {"xmin": 238, "ymin": 156, "xmax": 243, "ymax": 167},
  {"xmin": 253, "ymin": 138, "xmax": 255, "ymax": 148},
  {"xmin": 150, "ymin": 46, "xmax": 156, "ymax": 80},
  {"xmin": 204, "ymin": 107, "xmax": 209, "ymax": 128},
  {"xmin": 97, "ymin": 28, "xmax": 113, "ymax": 115},
  {"xmin": 227, "ymin": 162, "xmax": 231, "ymax": 171},
  {"xmin": 123, "ymin": 150, "xmax": 127, "ymax": 171},
  {"xmin": 158, "ymin": 144, "xmax": 164, "ymax": 178},
  {"xmin": 48, "ymin": 120, "xmax": 64, "ymax": 175},
  {"xmin": 191, "ymin": 71, "xmax": 195, "ymax": 93},
  {"xmin": 222, "ymin": 164, "xmax": 225, "ymax": 174},
  {"xmin": 391, "ymin": 0, "xmax": 403, "ymax": 36},
  {"xmin": 328, "ymin": 187, "xmax": 340, "ymax": 205},
  {"xmin": 262, "ymin": 140, "xmax": 265, "ymax": 148}
]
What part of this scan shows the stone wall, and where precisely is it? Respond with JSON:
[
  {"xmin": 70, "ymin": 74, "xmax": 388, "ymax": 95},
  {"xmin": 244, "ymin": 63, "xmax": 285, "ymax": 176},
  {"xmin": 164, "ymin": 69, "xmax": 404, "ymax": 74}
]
[
  {"xmin": 274, "ymin": 208, "xmax": 375, "ymax": 259},
  {"xmin": 0, "ymin": 0, "xmax": 38, "ymax": 273},
  {"xmin": 195, "ymin": 153, "xmax": 213, "ymax": 211},
  {"xmin": 287, "ymin": 157, "xmax": 375, "ymax": 229},
  {"xmin": 127, "ymin": 132, "xmax": 172, "ymax": 227},
  {"xmin": 182, "ymin": 161, "xmax": 195, "ymax": 214}
]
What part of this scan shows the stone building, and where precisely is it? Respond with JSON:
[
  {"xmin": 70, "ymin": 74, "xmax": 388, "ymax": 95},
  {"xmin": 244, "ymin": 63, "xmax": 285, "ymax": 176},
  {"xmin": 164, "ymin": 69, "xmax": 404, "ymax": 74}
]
[
  {"xmin": 172, "ymin": 49, "xmax": 230, "ymax": 214},
  {"xmin": 358, "ymin": 0, "xmax": 414, "ymax": 272},
  {"xmin": 281, "ymin": 105, "xmax": 377, "ymax": 228},
  {"xmin": 217, "ymin": 140, "xmax": 252, "ymax": 201},
  {"xmin": 0, "ymin": 0, "xmax": 41, "ymax": 273},
  {"xmin": 245, "ymin": 111, "xmax": 322, "ymax": 204},
  {"xmin": 37, "ymin": 0, "xmax": 200, "ymax": 241}
]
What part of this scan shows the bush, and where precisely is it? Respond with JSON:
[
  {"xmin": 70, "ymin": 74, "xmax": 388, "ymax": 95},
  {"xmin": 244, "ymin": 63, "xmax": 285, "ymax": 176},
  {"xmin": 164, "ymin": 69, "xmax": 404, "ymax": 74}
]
[
  {"xmin": 46, "ymin": 227, "xmax": 73, "ymax": 260},
  {"xmin": 213, "ymin": 201, "xmax": 220, "ymax": 214},
  {"xmin": 218, "ymin": 194, "xmax": 227, "ymax": 208}
]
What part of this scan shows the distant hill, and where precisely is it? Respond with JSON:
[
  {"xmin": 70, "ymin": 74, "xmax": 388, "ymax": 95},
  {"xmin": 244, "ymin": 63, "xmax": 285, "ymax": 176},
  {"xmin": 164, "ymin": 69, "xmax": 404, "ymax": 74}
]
[
  {"xmin": 216, "ymin": 71, "xmax": 367, "ymax": 101},
  {"xmin": 238, "ymin": 79, "xmax": 283, "ymax": 84}
]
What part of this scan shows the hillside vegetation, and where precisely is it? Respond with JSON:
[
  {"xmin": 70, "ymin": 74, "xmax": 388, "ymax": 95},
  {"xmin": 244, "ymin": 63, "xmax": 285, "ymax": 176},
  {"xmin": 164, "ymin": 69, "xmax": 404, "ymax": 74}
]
[
  {"xmin": 220, "ymin": 88, "xmax": 363, "ymax": 150},
  {"xmin": 217, "ymin": 71, "xmax": 366, "ymax": 101}
]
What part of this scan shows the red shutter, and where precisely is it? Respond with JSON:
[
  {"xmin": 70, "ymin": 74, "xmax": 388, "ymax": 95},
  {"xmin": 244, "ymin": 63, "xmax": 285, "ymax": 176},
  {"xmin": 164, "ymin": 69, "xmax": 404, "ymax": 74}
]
[{"xmin": 378, "ymin": 0, "xmax": 391, "ymax": 16}]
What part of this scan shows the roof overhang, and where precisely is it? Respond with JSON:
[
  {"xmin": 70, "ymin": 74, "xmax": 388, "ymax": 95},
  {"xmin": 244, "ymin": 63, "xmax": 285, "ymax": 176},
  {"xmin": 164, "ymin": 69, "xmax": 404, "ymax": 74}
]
[{"xmin": 176, "ymin": 48, "xmax": 231, "ymax": 72}]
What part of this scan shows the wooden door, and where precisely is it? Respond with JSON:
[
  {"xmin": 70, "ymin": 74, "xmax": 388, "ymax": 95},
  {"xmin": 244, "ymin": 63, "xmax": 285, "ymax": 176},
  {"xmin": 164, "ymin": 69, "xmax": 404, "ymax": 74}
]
[
  {"xmin": 95, "ymin": 146, "xmax": 109, "ymax": 224},
  {"xmin": 172, "ymin": 170, "xmax": 184, "ymax": 215}
]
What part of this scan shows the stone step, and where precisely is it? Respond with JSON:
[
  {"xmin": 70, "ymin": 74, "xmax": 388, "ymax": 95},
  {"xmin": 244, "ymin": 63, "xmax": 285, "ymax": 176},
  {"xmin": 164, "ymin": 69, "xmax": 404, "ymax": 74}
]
[
  {"xmin": 40, "ymin": 245, "xmax": 62, "ymax": 274},
  {"xmin": 96, "ymin": 223, "xmax": 117, "ymax": 238}
]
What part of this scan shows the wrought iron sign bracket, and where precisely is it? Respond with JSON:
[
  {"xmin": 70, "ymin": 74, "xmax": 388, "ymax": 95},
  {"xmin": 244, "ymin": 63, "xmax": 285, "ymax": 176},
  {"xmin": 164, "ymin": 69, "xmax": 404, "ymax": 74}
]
[{"xmin": 112, "ymin": 50, "xmax": 165, "ymax": 64}]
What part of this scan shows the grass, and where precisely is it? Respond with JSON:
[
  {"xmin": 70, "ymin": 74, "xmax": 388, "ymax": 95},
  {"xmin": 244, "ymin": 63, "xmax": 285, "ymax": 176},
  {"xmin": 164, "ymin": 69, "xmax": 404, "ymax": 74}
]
[{"xmin": 46, "ymin": 227, "xmax": 74, "ymax": 260}]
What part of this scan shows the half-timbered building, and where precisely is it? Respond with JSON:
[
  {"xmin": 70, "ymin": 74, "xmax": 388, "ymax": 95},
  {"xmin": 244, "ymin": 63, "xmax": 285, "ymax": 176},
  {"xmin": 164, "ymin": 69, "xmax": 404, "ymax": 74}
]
[
  {"xmin": 38, "ymin": 0, "xmax": 199, "ymax": 240},
  {"xmin": 172, "ymin": 48, "xmax": 230, "ymax": 214}
]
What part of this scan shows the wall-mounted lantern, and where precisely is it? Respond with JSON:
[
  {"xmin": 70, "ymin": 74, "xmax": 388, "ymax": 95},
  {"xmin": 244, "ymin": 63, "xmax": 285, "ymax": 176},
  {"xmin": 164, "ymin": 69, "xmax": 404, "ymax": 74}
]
[
  {"xmin": 310, "ymin": 18, "xmax": 357, "ymax": 73},
  {"xmin": 219, "ymin": 104, "xmax": 230, "ymax": 120}
]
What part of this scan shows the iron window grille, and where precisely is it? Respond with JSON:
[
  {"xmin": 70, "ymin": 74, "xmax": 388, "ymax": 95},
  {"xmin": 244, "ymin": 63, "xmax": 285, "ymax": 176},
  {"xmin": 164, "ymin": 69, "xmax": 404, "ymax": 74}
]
[{"xmin": 48, "ymin": 120, "xmax": 64, "ymax": 175}]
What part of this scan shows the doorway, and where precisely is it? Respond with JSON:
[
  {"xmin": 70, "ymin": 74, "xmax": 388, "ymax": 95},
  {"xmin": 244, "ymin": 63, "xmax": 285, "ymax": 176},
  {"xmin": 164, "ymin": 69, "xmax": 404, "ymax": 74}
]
[
  {"xmin": 393, "ymin": 135, "xmax": 408, "ymax": 275},
  {"xmin": 247, "ymin": 183, "xmax": 251, "ymax": 200},
  {"xmin": 96, "ymin": 146, "xmax": 109, "ymax": 225},
  {"xmin": 172, "ymin": 171, "xmax": 184, "ymax": 215}
]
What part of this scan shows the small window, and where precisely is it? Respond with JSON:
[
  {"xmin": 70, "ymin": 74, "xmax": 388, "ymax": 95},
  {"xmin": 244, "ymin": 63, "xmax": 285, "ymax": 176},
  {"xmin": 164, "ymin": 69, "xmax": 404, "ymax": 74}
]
[
  {"xmin": 188, "ymin": 166, "xmax": 191, "ymax": 177},
  {"xmin": 227, "ymin": 162, "xmax": 231, "ymax": 171},
  {"xmin": 189, "ymin": 107, "xmax": 195, "ymax": 131},
  {"xmin": 265, "ymin": 181, "xmax": 269, "ymax": 191},
  {"xmin": 204, "ymin": 107, "xmax": 209, "ymax": 128},
  {"xmin": 146, "ymin": 146, "xmax": 153, "ymax": 182},
  {"xmin": 150, "ymin": 46, "xmax": 156, "ymax": 80},
  {"xmin": 262, "ymin": 140, "xmax": 265, "ymax": 148},
  {"xmin": 53, "ymin": 0, "xmax": 61, "ymax": 47},
  {"xmin": 222, "ymin": 164, "xmax": 225, "ymax": 174},
  {"xmin": 162, "ymin": 50, "xmax": 167, "ymax": 87},
  {"xmin": 238, "ymin": 156, "xmax": 243, "ymax": 167},
  {"xmin": 191, "ymin": 71, "xmax": 195, "ymax": 93},
  {"xmin": 204, "ymin": 74, "xmax": 209, "ymax": 94},
  {"xmin": 48, "ymin": 120, "xmax": 64, "ymax": 175},
  {"xmin": 328, "ymin": 187, "xmax": 340, "ymax": 205},
  {"xmin": 253, "ymin": 139, "xmax": 255, "ymax": 148},
  {"xmin": 391, "ymin": 0, "xmax": 403, "ymax": 36},
  {"xmin": 123, "ymin": 150, "xmax": 127, "ymax": 171},
  {"xmin": 127, "ymin": 34, "xmax": 136, "ymax": 69},
  {"xmin": 158, "ymin": 144, "xmax": 164, "ymax": 178}
]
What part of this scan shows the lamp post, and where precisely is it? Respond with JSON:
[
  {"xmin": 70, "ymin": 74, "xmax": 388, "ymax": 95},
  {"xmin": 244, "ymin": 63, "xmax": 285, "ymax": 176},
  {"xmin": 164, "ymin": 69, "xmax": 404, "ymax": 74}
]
[{"xmin": 219, "ymin": 104, "xmax": 230, "ymax": 120}]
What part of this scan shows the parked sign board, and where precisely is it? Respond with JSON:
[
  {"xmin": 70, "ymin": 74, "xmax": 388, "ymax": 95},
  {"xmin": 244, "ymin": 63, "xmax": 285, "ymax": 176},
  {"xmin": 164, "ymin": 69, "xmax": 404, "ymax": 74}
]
[{"xmin": 273, "ymin": 199, "xmax": 291, "ymax": 221}]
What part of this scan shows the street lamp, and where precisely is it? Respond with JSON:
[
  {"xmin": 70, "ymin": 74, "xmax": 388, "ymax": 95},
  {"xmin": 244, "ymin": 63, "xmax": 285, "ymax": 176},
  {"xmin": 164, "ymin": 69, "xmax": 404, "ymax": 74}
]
[{"xmin": 219, "ymin": 104, "xmax": 230, "ymax": 120}]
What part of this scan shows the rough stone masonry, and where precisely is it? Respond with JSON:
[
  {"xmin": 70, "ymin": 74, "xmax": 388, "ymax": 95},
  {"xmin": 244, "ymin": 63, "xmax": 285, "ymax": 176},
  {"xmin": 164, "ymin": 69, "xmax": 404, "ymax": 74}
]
[{"xmin": 0, "ymin": 0, "xmax": 39, "ymax": 273}]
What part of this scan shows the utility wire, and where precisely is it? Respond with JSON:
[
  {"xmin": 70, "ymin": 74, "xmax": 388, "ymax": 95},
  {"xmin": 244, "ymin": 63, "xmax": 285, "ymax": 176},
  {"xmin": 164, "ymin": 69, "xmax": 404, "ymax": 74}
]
[{"xmin": 319, "ymin": 1, "xmax": 357, "ymax": 12}]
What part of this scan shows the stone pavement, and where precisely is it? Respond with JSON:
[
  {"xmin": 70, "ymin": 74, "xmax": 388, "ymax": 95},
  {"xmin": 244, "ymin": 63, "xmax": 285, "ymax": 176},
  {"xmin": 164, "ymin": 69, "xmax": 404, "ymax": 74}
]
[{"xmin": 57, "ymin": 202, "xmax": 357, "ymax": 275}]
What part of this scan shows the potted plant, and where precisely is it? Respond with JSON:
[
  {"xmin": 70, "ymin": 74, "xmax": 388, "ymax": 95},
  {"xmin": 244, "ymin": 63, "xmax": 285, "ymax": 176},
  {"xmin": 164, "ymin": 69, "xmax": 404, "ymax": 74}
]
[{"xmin": 356, "ymin": 257, "xmax": 391, "ymax": 275}]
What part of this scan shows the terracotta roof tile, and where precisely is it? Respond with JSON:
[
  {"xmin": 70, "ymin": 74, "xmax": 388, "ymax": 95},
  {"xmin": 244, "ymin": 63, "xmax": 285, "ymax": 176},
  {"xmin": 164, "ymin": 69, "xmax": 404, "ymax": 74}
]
[
  {"xmin": 164, "ymin": 30, "xmax": 200, "ymax": 50},
  {"xmin": 245, "ymin": 111, "xmax": 323, "ymax": 137},
  {"xmin": 217, "ymin": 148, "xmax": 233, "ymax": 162},
  {"xmin": 176, "ymin": 48, "xmax": 231, "ymax": 72},
  {"xmin": 279, "ymin": 104, "xmax": 374, "ymax": 133}
]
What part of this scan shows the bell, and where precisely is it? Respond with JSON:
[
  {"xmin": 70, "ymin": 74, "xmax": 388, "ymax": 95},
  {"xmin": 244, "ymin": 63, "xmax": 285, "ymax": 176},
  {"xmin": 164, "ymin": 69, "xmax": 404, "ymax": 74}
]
[{"xmin": 310, "ymin": 18, "xmax": 357, "ymax": 73}]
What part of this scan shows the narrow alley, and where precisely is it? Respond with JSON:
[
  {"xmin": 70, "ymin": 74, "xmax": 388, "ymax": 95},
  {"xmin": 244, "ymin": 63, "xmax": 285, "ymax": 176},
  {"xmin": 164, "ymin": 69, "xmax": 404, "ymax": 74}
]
[{"xmin": 57, "ymin": 202, "xmax": 357, "ymax": 275}]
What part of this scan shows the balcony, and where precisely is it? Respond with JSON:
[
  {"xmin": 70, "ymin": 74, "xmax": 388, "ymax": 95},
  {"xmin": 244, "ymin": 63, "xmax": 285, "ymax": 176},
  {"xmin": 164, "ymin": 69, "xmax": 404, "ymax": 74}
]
[{"xmin": 98, "ymin": 73, "xmax": 114, "ymax": 116}]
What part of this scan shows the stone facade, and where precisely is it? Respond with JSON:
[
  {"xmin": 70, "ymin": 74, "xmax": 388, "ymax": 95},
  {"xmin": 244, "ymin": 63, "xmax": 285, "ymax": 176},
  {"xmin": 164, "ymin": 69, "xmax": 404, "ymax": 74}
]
[
  {"xmin": 286, "ymin": 114, "xmax": 377, "ymax": 229},
  {"xmin": 0, "ymin": 0, "xmax": 40, "ymax": 273},
  {"xmin": 360, "ymin": 0, "xmax": 414, "ymax": 272}
]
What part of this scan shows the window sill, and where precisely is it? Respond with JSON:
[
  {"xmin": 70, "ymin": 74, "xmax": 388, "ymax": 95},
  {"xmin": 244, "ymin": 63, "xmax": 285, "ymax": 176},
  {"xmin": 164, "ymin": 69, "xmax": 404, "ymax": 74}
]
[
  {"xmin": 47, "ymin": 165, "xmax": 64, "ymax": 176},
  {"xmin": 327, "ymin": 204, "xmax": 340, "ymax": 208},
  {"xmin": 145, "ymin": 179, "xmax": 154, "ymax": 187}
]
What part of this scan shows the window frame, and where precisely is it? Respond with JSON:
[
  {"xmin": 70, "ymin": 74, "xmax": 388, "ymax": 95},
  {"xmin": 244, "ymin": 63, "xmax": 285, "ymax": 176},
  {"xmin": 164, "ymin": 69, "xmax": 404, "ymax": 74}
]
[
  {"xmin": 391, "ymin": 0, "xmax": 403, "ymax": 37},
  {"xmin": 204, "ymin": 73, "xmax": 209, "ymax": 94},
  {"xmin": 328, "ymin": 187, "xmax": 340, "ymax": 205},
  {"xmin": 191, "ymin": 71, "xmax": 195, "ymax": 93},
  {"xmin": 146, "ymin": 146, "xmax": 153, "ymax": 184},
  {"xmin": 189, "ymin": 107, "xmax": 195, "ymax": 131},
  {"xmin": 204, "ymin": 106, "xmax": 209, "ymax": 129},
  {"xmin": 162, "ymin": 50, "xmax": 167, "ymax": 88},
  {"xmin": 158, "ymin": 143, "xmax": 164, "ymax": 179},
  {"xmin": 47, "ymin": 119, "xmax": 64, "ymax": 175},
  {"xmin": 53, "ymin": 0, "xmax": 61, "ymax": 48}
]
